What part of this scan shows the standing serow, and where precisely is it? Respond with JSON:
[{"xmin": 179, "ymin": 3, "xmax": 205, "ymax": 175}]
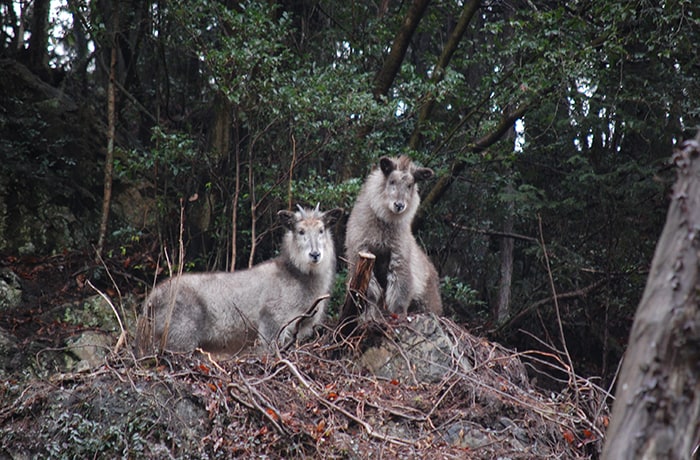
[
  {"xmin": 345, "ymin": 155, "xmax": 443, "ymax": 316},
  {"xmin": 135, "ymin": 204, "xmax": 343, "ymax": 356}
]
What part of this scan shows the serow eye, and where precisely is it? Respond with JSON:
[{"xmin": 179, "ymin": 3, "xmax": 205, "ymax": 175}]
[
  {"xmin": 319, "ymin": 229, "xmax": 324, "ymax": 234},
  {"xmin": 389, "ymin": 179, "xmax": 396, "ymax": 185},
  {"xmin": 299, "ymin": 230, "xmax": 305, "ymax": 236}
]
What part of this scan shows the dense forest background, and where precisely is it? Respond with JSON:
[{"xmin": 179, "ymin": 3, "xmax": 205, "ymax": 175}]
[{"xmin": 1, "ymin": 0, "xmax": 698, "ymax": 390}]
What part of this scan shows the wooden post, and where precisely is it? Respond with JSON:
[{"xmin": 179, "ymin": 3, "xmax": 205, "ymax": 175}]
[{"xmin": 337, "ymin": 252, "xmax": 376, "ymax": 340}]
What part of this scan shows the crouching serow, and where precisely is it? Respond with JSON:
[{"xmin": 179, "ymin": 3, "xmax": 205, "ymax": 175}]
[{"xmin": 136, "ymin": 205, "xmax": 343, "ymax": 356}]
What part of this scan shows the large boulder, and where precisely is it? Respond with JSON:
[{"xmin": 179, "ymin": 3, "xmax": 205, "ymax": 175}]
[{"xmin": 359, "ymin": 314, "xmax": 473, "ymax": 384}]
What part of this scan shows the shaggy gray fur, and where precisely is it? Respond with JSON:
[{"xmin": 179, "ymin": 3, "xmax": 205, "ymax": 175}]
[
  {"xmin": 345, "ymin": 155, "xmax": 442, "ymax": 316},
  {"xmin": 137, "ymin": 205, "xmax": 343, "ymax": 355}
]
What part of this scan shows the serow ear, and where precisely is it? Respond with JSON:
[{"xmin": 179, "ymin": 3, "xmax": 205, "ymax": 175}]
[
  {"xmin": 413, "ymin": 167, "xmax": 434, "ymax": 182},
  {"xmin": 379, "ymin": 156, "xmax": 396, "ymax": 177},
  {"xmin": 322, "ymin": 208, "xmax": 344, "ymax": 227},
  {"xmin": 277, "ymin": 210, "xmax": 298, "ymax": 230}
]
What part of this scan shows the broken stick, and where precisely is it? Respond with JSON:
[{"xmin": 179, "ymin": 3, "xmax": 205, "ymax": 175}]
[{"xmin": 337, "ymin": 251, "xmax": 376, "ymax": 339}]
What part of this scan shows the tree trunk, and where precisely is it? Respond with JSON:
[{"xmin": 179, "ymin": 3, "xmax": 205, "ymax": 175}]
[
  {"xmin": 408, "ymin": 0, "xmax": 480, "ymax": 150},
  {"xmin": 372, "ymin": 0, "xmax": 431, "ymax": 100},
  {"xmin": 95, "ymin": 13, "xmax": 119, "ymax": 262},
  {"xmin": 190, "ymin": 94, "xmax": 231, "ymax": 263},
  {"xmin": 69, "ymin": 2, "xmax": 90, "ymax": 84},
  {"xmin": 230, "ymin": 115, "xmax": 241, "ymax": 272},
  {"xmin": 496, "ymin": 187, "xmax": 514, "ymax": 324},
  {"xmin": 337, "ymin": 252, "xmax": 376, "ymax": 340},
  {"xmin": 602, "ymin": 132, "xmax": 700, "ymax": 459},
  {"xmin": 27, "ymin": 0, "xmax": 50, "ymax": 75},
  {"xmin": 343, "ymin": 0, "xmax": 431, "ymax": 180}
]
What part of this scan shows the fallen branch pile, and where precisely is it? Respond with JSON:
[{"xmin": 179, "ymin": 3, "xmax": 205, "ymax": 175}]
[{"xmin": 1, "ymin": 316, "xmax": 609, "ymax": 458}]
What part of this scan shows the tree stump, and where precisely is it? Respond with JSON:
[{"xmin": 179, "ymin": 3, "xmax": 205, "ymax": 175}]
[
  {"xmin": 602, "ymin": 132, "xmax": 700, "ymax": 459},
  {"xmin": 337, "ymin": 252, "xmax": 376, "ymax": 340}
]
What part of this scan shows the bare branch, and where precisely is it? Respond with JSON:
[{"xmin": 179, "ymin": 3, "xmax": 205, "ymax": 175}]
[{"xmin": 419, "ymin": 102, "xmax": 531, "ymax": 219}]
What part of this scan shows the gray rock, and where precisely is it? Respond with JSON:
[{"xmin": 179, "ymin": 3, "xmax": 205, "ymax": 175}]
[
  {"xmin": 66, "ymin": 331, "xmax": 113, "ymax": 372},
  {"xmin": 0, "ymin": 269, "xmax": 22, "ymax": 310},
  {"xmin": 59, "ymin": 294, "xmax": 121, "ymax": 332},
  {"xmin": 443, "ymin": 421, "xmax": 492, "ymax": 449},
  {"xmin": 112, "ymin": 182, "xmax": 157, "ymax": 230},
  {"xmin": 359, "ymin": 314, "xmax": 472, "ymax": 384}
]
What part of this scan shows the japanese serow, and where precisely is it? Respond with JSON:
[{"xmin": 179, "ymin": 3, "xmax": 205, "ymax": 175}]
[
  {"xmin": 136, "ymin": 204, "xmax": 343, "ymax": 355},
  {"xmin": 345, "ymin": 155, "xmax": 442, "ymax": 316}
]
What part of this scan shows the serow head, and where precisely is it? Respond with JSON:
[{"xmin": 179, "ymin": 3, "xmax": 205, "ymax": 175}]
[
  {"xmin": 379, "ymin": 156, "xmax": 434, "ymax": 216},
  {"xmin": 278, "ymin": 204, "xmax": 343, "ymax": 267}
]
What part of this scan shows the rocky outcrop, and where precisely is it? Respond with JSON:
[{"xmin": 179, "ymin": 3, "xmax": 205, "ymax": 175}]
[
  {"xmin": 359, "ymin": 314, "xmax": 473, "ymax": 384},
  {"xmin": 0, "ymin": 59, "xmax": 108, "ymax": 254}
]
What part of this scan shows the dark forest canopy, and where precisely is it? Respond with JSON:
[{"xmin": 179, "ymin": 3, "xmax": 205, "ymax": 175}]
[{"xmin": 1, "ymin": 0, "xmax": 699, "ymax": 386}]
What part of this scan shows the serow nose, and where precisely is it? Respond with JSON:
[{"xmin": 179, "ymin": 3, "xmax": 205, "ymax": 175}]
[
  {"xmin": 309, "ymin": 251, "xmax": 321, "ymax": 262},
  {"xmin": 393, "ymin": 202, "xmax": 405, "ymax": 212}
]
